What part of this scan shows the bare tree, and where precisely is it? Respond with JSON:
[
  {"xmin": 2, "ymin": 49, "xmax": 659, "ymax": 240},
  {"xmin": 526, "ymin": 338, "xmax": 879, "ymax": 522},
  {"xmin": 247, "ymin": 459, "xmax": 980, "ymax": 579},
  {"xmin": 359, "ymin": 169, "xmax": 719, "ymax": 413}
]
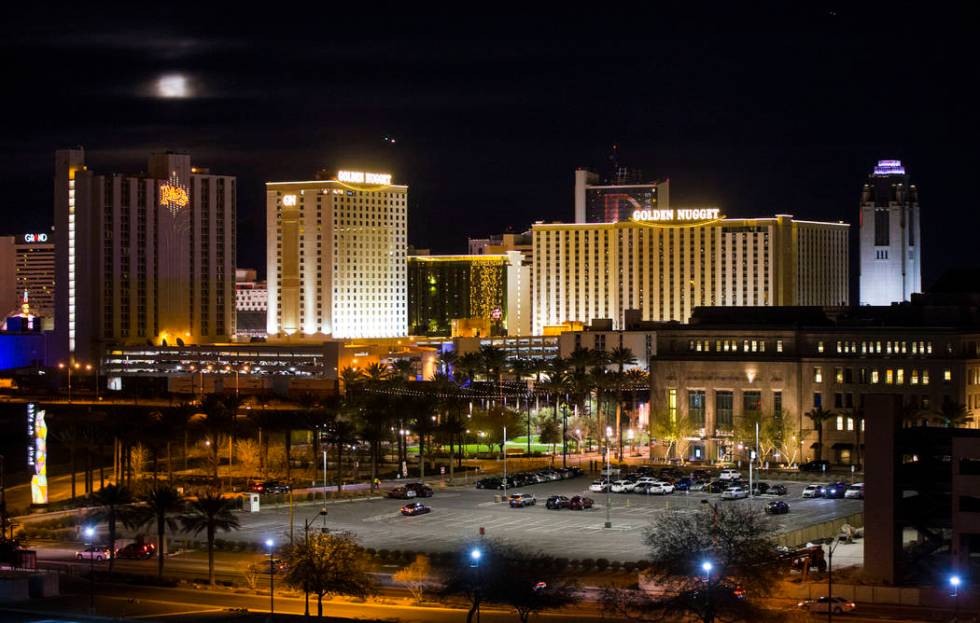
[{"xmin": 393, "ymin": 554, "xmax": 430, "ymax": 603}]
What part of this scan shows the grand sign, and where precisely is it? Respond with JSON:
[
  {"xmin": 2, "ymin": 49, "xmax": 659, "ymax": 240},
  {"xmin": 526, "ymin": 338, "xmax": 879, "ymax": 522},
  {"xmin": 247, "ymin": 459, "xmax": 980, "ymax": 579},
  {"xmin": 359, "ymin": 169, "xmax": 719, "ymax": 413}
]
[
  {"xmin": 337, "ymin": 170, "xmax": 392, "ymax": 185},
  {"xmin": 632, "ymin": 208, "xmax": 721, "ymax": 222},
  {"xmin": 23, "ymin": 233, "xmax": 49, "ymax": 243}
]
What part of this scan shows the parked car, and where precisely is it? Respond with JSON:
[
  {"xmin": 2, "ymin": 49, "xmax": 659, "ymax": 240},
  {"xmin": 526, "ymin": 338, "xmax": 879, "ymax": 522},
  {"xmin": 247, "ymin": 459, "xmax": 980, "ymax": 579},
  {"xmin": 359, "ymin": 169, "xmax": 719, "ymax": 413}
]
[
  {"xmin": 689, "ymin": 480, "xmax": 710, "ymax": 491},
  {"xmin": 719, "ymin": 469, "xmax": 741, "ymax": 480},
  {"xmin": 610, "ymin": 480, "xmax": 633, "ymax": 493},
  {"xmin": 589, "ymin": 480, "xmax": 609, "ymax": 492},
  {"xmin": 116, "ymin": 542, "xmax": 156, "ymax": 560},
  {"xmin": 400, "ymin": 502, "xmax": 432, "ymax": 516},
  {"xmin": 769, "ymin": 484, "xmax": 788, "ymax": 496},
  {"xmin": 509, "ymin": 493, "xmax": 537, "ymax": 508},
  {"xmin": 721, "ymin": 486, "xmax": 749, "ymax": 500},
  {"xmin": 802, "ymin": 484, "xmax": 827, "ymax": 498},
  {"xmin": 76, "ymin": 546, "xmax": 111, "ymax": 561},
  {"xmin": 250, "ymin": 480, "xmax": 290, "ymax": 495},
  {"xmin": 751, "ymin": 481, "xmax": 771, "ymax": 495},
  {"xmin": 652, "ymin": 481, "xmax": 675, "ymax": 494},
  {"xmin": 673, "ymin": 477, "xmax": 693, "ymax": 491},
  {"xmin": 475, "ymin": 477, "xmax": 502, "ymax": 489},
  {"xmin": 823, "ymin": 482, "xmax": 850, "ymax": 499},
  {"xmin": 707, "ymin": 480, "xmax": 731, "ymax": 493},
  {"xmin": 765, "ymin": 500, "xmax": 790, "ymax": 514},
  {"xmin": 797, "ymin": 596, "xmax": 856, "ymax": 614},
  {"xmin": 545, "ymin": 495, "xmax": 570, "ymax": 510},
  {"xmin": 568, "ymin": 495, "xmax": 594, "ymax": 510},
  {"xmin": 799, "ymin": 460, "xmax": 831, "ymax": 473},
  {"xmin": 388, "ymin": 482, "xmax": 434, "ymax": 499},
  {"xmin": 634, "ymin": 482, "xmax": 664, "ymax": 495},
  {"xmin": 844, "ymin": 483, "xmax": 864, "ymax": 499}
]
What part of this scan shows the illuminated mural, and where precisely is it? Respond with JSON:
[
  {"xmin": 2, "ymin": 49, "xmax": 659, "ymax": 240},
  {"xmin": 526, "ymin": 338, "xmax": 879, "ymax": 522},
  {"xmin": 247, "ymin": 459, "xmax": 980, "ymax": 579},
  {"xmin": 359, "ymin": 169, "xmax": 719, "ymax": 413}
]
[{"xmin": 27, "ymin": 403, "xmax": 48, "ymax": 505}]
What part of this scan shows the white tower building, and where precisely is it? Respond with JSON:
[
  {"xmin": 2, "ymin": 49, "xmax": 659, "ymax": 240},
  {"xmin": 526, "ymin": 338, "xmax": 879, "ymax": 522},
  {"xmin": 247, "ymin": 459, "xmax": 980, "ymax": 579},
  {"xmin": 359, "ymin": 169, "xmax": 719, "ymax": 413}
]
[{"xmin": 859, "ymin": 160, "xmax": 921, "ymax": 306}]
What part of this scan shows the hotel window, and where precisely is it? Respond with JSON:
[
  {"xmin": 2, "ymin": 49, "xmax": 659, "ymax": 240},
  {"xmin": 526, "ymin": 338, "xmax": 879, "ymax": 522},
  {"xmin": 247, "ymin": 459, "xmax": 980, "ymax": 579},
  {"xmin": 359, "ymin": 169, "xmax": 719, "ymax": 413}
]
[
  {"xmin": 773, "ymin": 390, "xmax": 782, "ymax": 416},
  {"xmin": 744, "ymin": 391, "xmax": 762, "ymax": 416},
  {"xmin": 818, "ymin": 341, "xmax": 824, "ymax": 353},
  {"xmin": 814, "ymin": 393, "xmax": 822, "ymax": 408},
  {"xmin": 668, "ymin": 389, "xmax": 677, "ymax": 423},
  {"xmin": 716, "ymin": 391, "xmax": 734, "ymax": 429},
  {"xmin": 813, "ymin": 367, "xmax": 823, "ymax": 383},
  {"xmin": 886, "ymin": 369, "xmax": 894, "ymax": 384},
  {"xmin": 777, "ymin": 339, "xmax": 783, "ymax": 352},
  {"xmin": 834, "ymin": 393, "xmax": 843, "ymax": 408},
  {"xmin": 847, "ymin": 417, "xmax": 854, "ymax": 431},
  {"xmin": 871, "ymin": 369, "xmax": 880, "ymax": 384},
  {"xmin": 945, "ymin": 369, "xmax": 952, "ymax": 383},
  {"xmin": 836, "ymin": 340, "xmax": 842, "ymax": 353},
  {"xmin": 835, "ymin": 367, "xmax": 844, "ymax": 384},
  {"xmin": 923, "ymin": 370, "xmax": 930, "ymax": 385},
  {"xmin": 876, "ymin": 341, "xmax": 882, "ymax": 353},
  {"xmin": 911, "ymin": 370, "xmax": 920, "ymax": 384},
  {"xmin": 897, "ymin": 369, "xmax": 905, "ymax": 384},
  {"xmin": 836, "ymin": 415, "xmax": 844, "ymax": 431},
  {"xmin": 688, "ymin": 390, "xmax": 706, "ymax": 427}
]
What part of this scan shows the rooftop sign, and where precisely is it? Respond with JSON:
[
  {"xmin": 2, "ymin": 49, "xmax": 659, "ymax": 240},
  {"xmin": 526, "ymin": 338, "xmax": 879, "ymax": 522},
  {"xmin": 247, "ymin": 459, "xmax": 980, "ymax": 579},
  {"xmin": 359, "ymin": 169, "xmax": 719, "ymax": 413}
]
[
  {"xmin": 632, "ymin": 208, "xmax": 721, "ymax": 222},
  {"xmin": 337, "ymin": 170, "xmax": 392, "ymax": 185},
  {"xmin": 873, "ymin": 160, "xmax": 906, "ymax": 176}
]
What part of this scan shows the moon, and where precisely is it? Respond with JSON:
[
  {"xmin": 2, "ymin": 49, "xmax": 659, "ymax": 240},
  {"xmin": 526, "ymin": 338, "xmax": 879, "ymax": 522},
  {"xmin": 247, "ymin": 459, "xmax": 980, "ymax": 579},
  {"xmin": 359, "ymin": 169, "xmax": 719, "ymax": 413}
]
[{"xmin": 155, "ymin": 74, "xmax": 191, "ymax": 98}]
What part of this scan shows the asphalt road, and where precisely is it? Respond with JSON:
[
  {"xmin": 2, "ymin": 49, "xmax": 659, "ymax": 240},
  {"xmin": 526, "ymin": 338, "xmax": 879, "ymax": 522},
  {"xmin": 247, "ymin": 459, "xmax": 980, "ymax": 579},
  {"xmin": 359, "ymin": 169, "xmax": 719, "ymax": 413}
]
[{"xmin": 225, "ymin": 475, "xmax": 863, "ymax": 560}]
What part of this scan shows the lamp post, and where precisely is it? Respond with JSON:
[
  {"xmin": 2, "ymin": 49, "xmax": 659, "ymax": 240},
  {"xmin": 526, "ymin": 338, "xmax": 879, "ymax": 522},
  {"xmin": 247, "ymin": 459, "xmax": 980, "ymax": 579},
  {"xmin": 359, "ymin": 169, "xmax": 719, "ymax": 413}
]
[
  {"xmin": 265, "ymin": 538, "xmax": 275, "ymax": 621},
  {"xmin": 605, "ymin": 425, "xmax": 613, "ymax": 529},
  {"xmin": 826, "ymin": 536, "xmax": 842, "ymax": 623},
  {"xmin": 470, "ymin": 547, "xmax": 483, "ymax": 623},
  {"xmin": 58, "ymin": 361, "xmax": 81, "ymax": 403},
  {"xmin": 950, "ymin": 574, "xmax": 961, "ymax": 622},
  {"xmin": 84, "ymin": 525, "xmax": 96, "ymax": 613},
  {"xmin": 701, "ymin": 561, "xmax": 714, "ymax": 623}
]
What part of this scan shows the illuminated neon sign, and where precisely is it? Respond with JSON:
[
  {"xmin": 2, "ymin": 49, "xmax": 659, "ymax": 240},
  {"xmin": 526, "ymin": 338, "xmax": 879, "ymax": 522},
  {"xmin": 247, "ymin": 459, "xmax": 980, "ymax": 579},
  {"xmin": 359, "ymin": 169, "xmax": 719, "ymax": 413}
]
[
  {"xmin": 160, "ymin": 172, "xmax": 189, "ymax": 218},
  {"xmin": 632, "ymin": 208, "xmax": 721, "ymax": 222},
  {"xmin": 873, "ymin": 160, "xmax": 906, "ymax": 176},
  {"xmin": 27, "ymin": 403, "xmax": 48, "ymax": 505},
  {"xmin": 337, "ymin": 170, "xmax": 392, "ymax": 185},
  {"xmin": 282, "ymin": 194, "xmax": 297, "ymax": 206},
  {"xmin": 23, "ymin": 233, "xmax": 49, "ymax": 243}
]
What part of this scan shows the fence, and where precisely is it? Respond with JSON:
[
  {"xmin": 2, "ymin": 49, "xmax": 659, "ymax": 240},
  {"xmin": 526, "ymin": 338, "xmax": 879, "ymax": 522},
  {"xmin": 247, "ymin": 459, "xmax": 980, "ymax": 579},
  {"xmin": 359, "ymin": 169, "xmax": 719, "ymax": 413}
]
[{"xmin": 774, "ymin": 512, "xmax": 864, "ymax": 548}]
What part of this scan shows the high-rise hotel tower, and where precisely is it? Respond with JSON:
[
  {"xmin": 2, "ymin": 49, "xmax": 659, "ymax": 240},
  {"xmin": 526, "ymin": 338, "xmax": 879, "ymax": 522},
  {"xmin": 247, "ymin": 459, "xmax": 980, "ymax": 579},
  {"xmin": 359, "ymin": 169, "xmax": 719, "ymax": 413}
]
[
  {"xmin": 266, "ymin": 169, "xmax": 407, "ymax": 339},
  {"xmin": 54, "ymin": 148, "xmax": 236, "ymax": 362},
  {"xmin": 859, "ymin": 160, "xmax": 921, "ymax": 305}
]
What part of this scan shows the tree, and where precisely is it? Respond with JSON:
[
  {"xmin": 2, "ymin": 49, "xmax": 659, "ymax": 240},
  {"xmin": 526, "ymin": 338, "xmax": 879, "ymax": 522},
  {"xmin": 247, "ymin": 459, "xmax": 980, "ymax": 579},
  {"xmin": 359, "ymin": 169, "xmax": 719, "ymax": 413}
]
[
  {"xmin": 602, "ymin": 504, "xmax": 782, "ymax": 623},
  {"xmin": 437, "ymin": 349, "xmax": 459, "ymax": 379},
  {"xmin": 180, "ymin": 490, "xmax": 241, "ymax": 588},
  {"xmin": 393, "ymin": 553, "xmax": 430, "ymax": 604},
  {"xmin": 805, "ymin": 408, "xmax": 834, "ymax": 462},
  {"xmin": 87, "ymin": 484, "xmax": 135, "ymax": 574},
  {"xmin": 282, "ymin": 531, "xmax": 377, "ymax": 621},
  {"xmin": 235, "ymin": 439, "xmax": 262, "ymax": 478},
  {"xmin": 538, "ymin": 417, "xmax": 561, "ymax": 458},
  {"xmin": 935, "ymin": 400, "xmax": 973, "ymax": 428},
  {"xmin": 651, "ymin": 409, "xmax": 694, "ymax": 461},
  {"xmin": 442, "ymin": 541, "xmax": 579, "ymax": 623},
  {"xmin": 340, "ymin": 366, "xmax": 364, "ymax": 396},
  {"xmin": 131, "ymin": 485, "xmax": 185, "ymax": 578}
]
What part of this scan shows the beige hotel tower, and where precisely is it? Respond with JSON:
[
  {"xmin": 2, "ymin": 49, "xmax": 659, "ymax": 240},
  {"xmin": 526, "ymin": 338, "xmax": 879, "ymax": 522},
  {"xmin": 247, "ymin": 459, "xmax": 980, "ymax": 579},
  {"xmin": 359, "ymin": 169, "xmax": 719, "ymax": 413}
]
[{"xmin": 266, "ymin": 169, "xmax": 408, "ymax": 339}]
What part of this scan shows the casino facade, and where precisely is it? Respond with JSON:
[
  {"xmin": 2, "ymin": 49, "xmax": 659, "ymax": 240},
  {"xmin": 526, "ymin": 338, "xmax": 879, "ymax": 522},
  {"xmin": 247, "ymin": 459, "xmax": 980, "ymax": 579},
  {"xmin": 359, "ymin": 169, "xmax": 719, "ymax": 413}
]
[{"xmin": 532, "ymin": 212, "xmax": 849, "ymax": 334}]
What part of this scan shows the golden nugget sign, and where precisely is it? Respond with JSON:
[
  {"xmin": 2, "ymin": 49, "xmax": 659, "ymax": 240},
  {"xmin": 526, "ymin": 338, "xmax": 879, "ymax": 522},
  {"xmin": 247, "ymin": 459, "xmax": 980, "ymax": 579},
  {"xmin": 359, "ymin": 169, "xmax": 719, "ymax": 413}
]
[
  {"xmin": 337, "ymin": 170, "xmax": 392, "ymax": 185},
  {"xmin": 632, "ymin": 208, "xmax": 721, "ymax": 222},
  {"xmin": 160, "ymin": 183, "xmax": 189, "ymax": 207}
]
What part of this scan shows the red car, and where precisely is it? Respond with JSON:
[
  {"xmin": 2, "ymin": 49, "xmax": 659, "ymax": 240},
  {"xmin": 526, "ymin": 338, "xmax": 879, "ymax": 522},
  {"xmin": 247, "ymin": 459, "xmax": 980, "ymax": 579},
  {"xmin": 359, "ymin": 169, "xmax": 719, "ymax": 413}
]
[
  {"xmin": 116, "ymin": 542, "xmax": 156, "ymax": 560},
  {"xmin": 569, "ymin": 495, "xmax": 594, "ymax": 510}
]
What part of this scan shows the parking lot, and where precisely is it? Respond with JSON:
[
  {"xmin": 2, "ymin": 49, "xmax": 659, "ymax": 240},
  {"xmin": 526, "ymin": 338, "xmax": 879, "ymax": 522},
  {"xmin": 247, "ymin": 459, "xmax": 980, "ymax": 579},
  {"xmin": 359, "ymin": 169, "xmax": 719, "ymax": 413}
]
[{"xmin": 230, "ymin": 473, "xmax": 864, "ymax": 561}]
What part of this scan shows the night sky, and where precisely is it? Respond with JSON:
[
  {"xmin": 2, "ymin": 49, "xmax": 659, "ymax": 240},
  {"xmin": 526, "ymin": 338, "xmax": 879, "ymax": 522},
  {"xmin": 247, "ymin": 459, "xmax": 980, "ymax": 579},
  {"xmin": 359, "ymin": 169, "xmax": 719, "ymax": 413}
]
[{"xmin": 3, "ymin": 4, "xmax": 977, "ymax": 291}]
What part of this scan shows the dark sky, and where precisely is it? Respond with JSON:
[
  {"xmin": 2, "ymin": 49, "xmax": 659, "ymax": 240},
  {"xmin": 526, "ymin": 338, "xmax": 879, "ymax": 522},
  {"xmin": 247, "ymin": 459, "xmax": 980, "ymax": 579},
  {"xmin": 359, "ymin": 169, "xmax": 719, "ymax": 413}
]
[{"xmin": 2, "ymin": 4, "xmax": 977, "ymax": 290}]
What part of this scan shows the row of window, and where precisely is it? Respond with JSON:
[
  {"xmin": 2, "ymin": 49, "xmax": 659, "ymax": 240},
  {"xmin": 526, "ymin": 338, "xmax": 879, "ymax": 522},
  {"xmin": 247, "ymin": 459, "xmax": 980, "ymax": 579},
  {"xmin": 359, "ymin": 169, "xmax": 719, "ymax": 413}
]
[{"xmin": 814, "ymin": 366, "xmax": 947, "ymax": 385}]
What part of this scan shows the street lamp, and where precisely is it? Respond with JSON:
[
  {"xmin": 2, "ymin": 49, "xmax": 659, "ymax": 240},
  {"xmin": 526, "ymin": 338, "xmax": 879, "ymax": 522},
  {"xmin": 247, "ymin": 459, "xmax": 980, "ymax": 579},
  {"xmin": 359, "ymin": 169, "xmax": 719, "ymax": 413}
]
[
  {"xmin": 701, "ymin": 560, "xmax": 714, "ymax": 623},
  {"xmin": 470, "ymin": 547, "xmax": 483, "ymax": 623},
  {"xmin": 58, "ymin": 361, "xmax": 82, "ymax": 403},
  {"xmin": 604, "ymin": 426, "xmax": 613, "ymax": 529},
  {"xmin": 84, "ymin": 525, "xmax": 96, "ymax": 613},
  {"xmin": 265, "ymin": 538, "xmax": 275, "ymax": 621},
  {"xmin": 950, "ymin": 574, "xmax": 961, "ymax": 621}
]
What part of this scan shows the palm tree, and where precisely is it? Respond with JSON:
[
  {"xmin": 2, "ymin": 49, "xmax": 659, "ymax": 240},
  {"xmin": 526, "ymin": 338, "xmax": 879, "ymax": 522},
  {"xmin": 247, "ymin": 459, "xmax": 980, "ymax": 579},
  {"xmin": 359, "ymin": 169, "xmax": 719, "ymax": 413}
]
[
  {"xmin": 364, "ymin": 362, "xmax": 390, "ymax": 383},
  {"xmin": 88, "ymin": 484, "xmax": 135, "ymax": 574},
  {"xmin": 54, "ymin": 421, "xmax": 83, "ymax": 500},
  {"xmin": 392, "ymin": 358, "xmax": 415, "ymax": 382},
  {"xmin": 180, "ymin": 490, "xmax": 241, "ymax": 588},
  {"xmin": 340, "ymin": 366, "xmax": 364, "ymax": 396},
  {"xmin": 805, "ymin": 408, "xmax": 834, "ymax": 462},
  {"xmin": 132, "ymin": 485, "xmax": 185, "ymax": 578},
  {"xmin": 479, "ymin": 345, "xmax": 508, "ymax": 400},
  {"xmin": 457, "ymin": 352, "xmax": 483, "ymax": 386},
  {"xmin": 326, "ymin": 418, "xmax": 359, "ymax": 492},
  {"xmin": 196, "ymin": 395, "xmax": 234, "ymax": 485},
  {"xmin": 566, "ymin": 347, "xmax": 592, "ymax": 374},
  {"xmin": 936, "ymin": 400, "xmax": 973, "ymax": 428},
  {"xmin": 437, "ymin": 350, "xmax": 459, "ymax": 378}
]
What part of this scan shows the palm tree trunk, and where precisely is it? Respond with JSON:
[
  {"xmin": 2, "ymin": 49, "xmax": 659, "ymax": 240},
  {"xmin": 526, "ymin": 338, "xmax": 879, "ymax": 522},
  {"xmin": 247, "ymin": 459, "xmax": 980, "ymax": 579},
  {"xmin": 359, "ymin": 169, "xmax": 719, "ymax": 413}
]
[
  {"xmin": 317, "ymin": 593, "xmax": 324, "ymax": 619},
  {"xmin": 336, "ymin": 440, "xmax": 343, "ymax": 492},
  {"xmin": 167, "ymin": 441, "xmax": 173, "ymax": 483},
  {"xmin": 108, "ymin": 513, "xmax": 117, "ymax": 574},
  {"xmin": 183, "ymin": 431, "xmax": 189, "ymax": 471},
  {"xmin": 285, "ymin": 431, "xmax": 292, "ymax": 482},
  {"xmin": 207, "ymin": 526, "xmax": 216, "ymax": 588},
  {"xmin": 158, "ymin": 518, "xmax": 165, "ymax": 578}
]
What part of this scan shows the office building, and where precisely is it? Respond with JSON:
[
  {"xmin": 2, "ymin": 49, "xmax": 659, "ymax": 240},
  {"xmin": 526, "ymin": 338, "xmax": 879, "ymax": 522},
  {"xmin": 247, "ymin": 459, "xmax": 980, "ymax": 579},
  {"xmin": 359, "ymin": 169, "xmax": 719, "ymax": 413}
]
[
  {"xmin": 407, "ymin": 252, "xmax": 530, "ymax": 337},
  {"xmin": 54, "ymin": 148, "xmax": 236, "ymax": 362},
  {"xmin": 574, "ymin": 167, "xmax": 670, "ymax": 224},
  {"xmin": 468, "ymin": 230, "xmax": 533, "ymax": 259},
  {"xmin": 859, "ymin": 159, "xmax": 922, "ymax": 305},
  {"xmin": 266, "ymin": 169, "xmax": 407, "ymax": 339},
  {"xmin": 0, "ymin": 232, "xmax": 55, "ymax": 322},
  {"xmin": 532, "ymin": 213, "xmax": 849, "ymax": 334},
  {"xmin": 235, "ymin": 268, "xmax": 267, "ymax": 312}
]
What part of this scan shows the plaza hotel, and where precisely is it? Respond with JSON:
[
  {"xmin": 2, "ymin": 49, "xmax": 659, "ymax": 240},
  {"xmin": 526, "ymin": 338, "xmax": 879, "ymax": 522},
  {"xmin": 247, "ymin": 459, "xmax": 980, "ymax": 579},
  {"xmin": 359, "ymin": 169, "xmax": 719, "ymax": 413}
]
[{"xmin": 532, "ymin": 209, "xmax": 850, "ymax": 334}]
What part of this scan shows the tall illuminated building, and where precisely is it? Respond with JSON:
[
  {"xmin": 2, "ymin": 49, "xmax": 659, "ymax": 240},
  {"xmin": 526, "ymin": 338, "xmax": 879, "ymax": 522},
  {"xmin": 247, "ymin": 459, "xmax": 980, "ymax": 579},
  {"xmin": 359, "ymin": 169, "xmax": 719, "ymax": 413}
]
[
  {"xmin": 54, "ymin": 148, "xmax": 236, "ymax": 362},
  {"xmin": 574, "ymin": 167, "xmax": 670, "ymax": 224},
  {"xmin": 266, "ymin": 169, "xmax": 407, "ymax": 339},
  {"xmin": 859, "ymin": 160, "xmax": 921, "ymax": 305}
]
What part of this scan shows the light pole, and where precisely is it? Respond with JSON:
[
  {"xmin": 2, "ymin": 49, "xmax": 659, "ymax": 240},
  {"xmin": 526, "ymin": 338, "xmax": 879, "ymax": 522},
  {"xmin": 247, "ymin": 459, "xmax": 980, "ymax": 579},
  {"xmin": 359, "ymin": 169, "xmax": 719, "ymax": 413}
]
[
  {"xmin": 701, "ymin": 561, "xmax": 714, "ymax": 623},
  {"xmin": 58, "ymin": 361, "xmax": 81, "ymax": 403},
  {"xmin": 265, "ymin": 538, "xmax": 275, "ymax": 621},
  {"xmin": 502, "ymin": 425, "xmax": 508, "ymax": 503},
  {"xmin": 605, "ymin": 425, "xmax": 613, "ymax": 529},
  {"xmin": 84, "ymin": 525, "xmax": 96, "ymax": 613},
  {"xmin": 950, "ymin": 574, "xmax": 961, "ymax": 622},
  {"xmin": 470, "ymin": 547, "xmax": 483, "ymax": 623},
  {"xmin": 826, "ymin": 536, "xmax": 842, "ymax": 623}
]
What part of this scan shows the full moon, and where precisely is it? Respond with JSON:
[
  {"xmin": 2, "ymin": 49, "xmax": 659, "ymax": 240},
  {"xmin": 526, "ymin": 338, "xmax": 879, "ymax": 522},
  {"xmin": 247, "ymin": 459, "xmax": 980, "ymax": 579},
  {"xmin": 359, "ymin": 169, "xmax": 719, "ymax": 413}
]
[{"xmin": 156, "ymin": 74, "xmax": 191, "ymax": 98}]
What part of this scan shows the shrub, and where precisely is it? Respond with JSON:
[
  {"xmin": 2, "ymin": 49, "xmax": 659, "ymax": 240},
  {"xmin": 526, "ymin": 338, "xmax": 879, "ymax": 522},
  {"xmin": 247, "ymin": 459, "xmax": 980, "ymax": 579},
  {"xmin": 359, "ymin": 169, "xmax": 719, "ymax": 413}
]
[
  {"xmin": 623, "ymin": 561, "xmax": 636, "ymax": 572},
  {"xmin": 567, "ymin": 559, "xmax": 580, "ymax": 569},
  {"xmin": 366, "ymin": 547, "xmax": 377, "ymax": 557},
  {"xmin": 378, "ymin": 549, "xmax": 390, "ymax": 561},
  {"xmin": 554, "ymin": 557, "xmax": 569, "ymax": 571},
  {"xmin": 596, "ymin": 558, "xmax": 610, "ymax": 571},
  {"xmin": 610, "ymin": 560, "xmax": 622, "ymax": 571},
  {"xmin": 581, "ymin": 558, "xmax": 595, "ymax": 571},
  {"xmin": 635, "ymin": 560, "xmax": 650, "ymax": 571}
]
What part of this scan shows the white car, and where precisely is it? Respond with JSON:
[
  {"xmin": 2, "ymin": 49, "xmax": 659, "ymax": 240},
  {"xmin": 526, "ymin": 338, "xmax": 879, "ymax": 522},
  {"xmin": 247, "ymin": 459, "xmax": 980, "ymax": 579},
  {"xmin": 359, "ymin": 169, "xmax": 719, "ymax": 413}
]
[
  {"xmin": 719, "ymin": 469, "xmax": 741, "ymax": 480},
  {"xmin": 721, "ymin": 486, "xmax": 748, "ymax": 500},
  {"xmin": 798, "ymin": 596, "xmax": 856, "ymax": 614},
  {"xmin": 610, "ymin": 480, "xmax": 632, "ymax": 493},
  {"xmin": 634, "ymin": 477, "xmax": 657, "ymax": 487},
  {"xmin": 589, "ymin": 480, "xmax": 609, "ymax": 493},
  {"xmin": 652, "ymin": 481, "xmax": 675, "ymax": 494},
  {"xmin": 802, "ymin": 484, "xmax": 827, "ymax": 498},
  {"xmin": 844, "ymin": 483, "xmax": 864, "ymax": 499},
  {"xmin": 76, "ymin": 546, "xmax": 111, "ymax": 561}
]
